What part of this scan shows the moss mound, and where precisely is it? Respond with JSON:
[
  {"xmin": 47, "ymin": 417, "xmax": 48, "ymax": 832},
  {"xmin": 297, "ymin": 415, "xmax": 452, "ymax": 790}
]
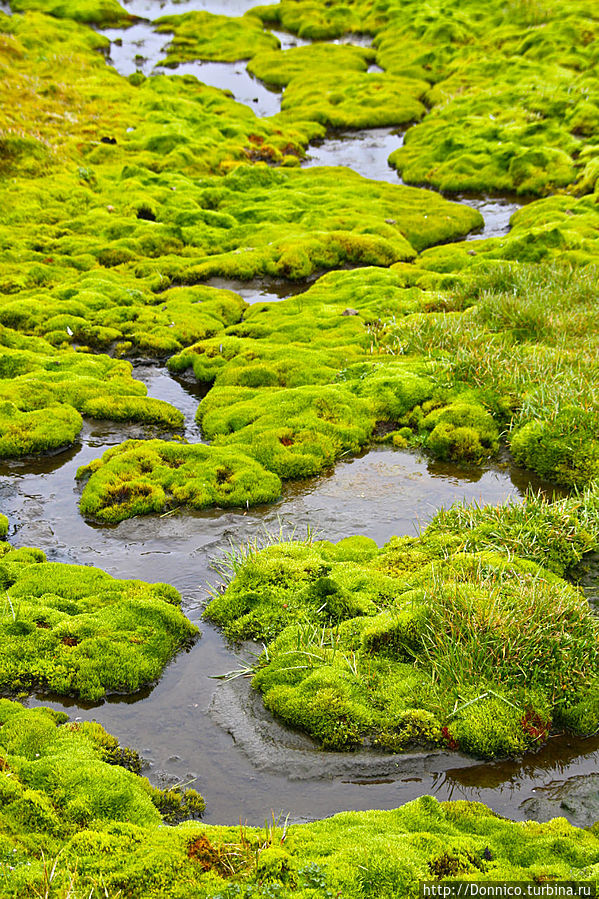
[
  {"xmin": 9, "ymin": 0, "xmax": 133, "ymax": 27},
  {"xmin": 206, "ymin": 488, "xmax": 599, "ymax": 756},
  {"xmin": 0, "ymin": 543, "xmax": 198, "ymax": 700},
  {"xmin": 77, "ymin": 438, "xmax": 282, "ymax": 523},
  {"xmin": 156, "ymin": 11, "xmax": 280, "ymax": 66},
  {"xmin": 0, "ymin": 329, "xmax": 184, "ymax": 457}
]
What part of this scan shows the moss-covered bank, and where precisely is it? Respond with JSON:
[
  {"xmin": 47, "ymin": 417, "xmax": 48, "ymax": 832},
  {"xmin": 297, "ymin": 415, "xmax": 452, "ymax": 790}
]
[{"xmin": 1, "ymin": 702, "xmax": 598, "ymax": 898}]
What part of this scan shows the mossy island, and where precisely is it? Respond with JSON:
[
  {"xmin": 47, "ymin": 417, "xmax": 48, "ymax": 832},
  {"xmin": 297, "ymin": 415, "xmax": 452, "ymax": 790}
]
[{"xmin": 1, "ymin": 0, "xmax": 599, "ymax": 893}]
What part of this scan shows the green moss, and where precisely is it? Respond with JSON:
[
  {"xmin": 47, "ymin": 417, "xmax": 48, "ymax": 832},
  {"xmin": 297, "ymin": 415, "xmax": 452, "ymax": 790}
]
[
  {"xmin": 247, "ymin": 43, "xmax": 375, "ymax": 89},
  {"xmin": 206, "ymin": 488, "xmax": 599, "ymax": 756},
  {"xmin": 421, "ymin": 399, "xmax": 500, "ymax": 463},
  {"xmin": 511, "ymin": 407, "xmax": 599, "ymax": 487},
  {"xmin": 427, "ymin": 486, "xmax": 599, "ymax": 577},
  {"xmin": 0, "ymin": 513, "xmax": 7, "ymax": 538},
  {"xmin": 0, "ymin": 550, "xmax": 197, "ymax": 700},
  {"xmin": 78, "ymin": 439, "xmax": 282, "ymax": 523},
  {"xmin": 252, "ymin": 0, "xmax": 363, "ymax": 40},
  {"xmin": 0, "ymin": 710, "xmax": 597, "ymax": 899},
  {"xmin": 9, "ymin": 0, "xmax": 132, "ymax": 27},
  {"xmin": 0, "ymin": 334, "xmax": 184, "ymax": 456},
  {"xmin": 156, "ymin": 11, "xmax": 280, "ymax": 66},
  {"xmin": 280, "ymin": 72, "xmax": 426, "ymax": 130}
]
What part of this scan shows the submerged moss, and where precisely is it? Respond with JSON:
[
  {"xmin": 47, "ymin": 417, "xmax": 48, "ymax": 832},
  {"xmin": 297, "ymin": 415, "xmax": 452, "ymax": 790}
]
[
  {"xmin": 0, "ymin": 543, "xmax": 197, "ymax": 700},
  {"xmin": 206, "ymin": 487, "xmax": 599, "ymax": 757}
]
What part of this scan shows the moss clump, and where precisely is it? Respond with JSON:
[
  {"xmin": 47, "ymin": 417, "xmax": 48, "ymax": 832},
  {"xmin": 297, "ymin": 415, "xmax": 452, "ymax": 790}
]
[
  {"xmin": 427, "ymin": 486, "xmax": 599, "ymax": 577},
  {"xmin": 155, "ymin": 11, "xmax": 280, "ymax": 66},
  {"xmin": 247, "ymin": 43, "xmax": 426, "ymax": 130},
  {"xmin": 0, "ymin": 331, "xmax": 184, "ymax": 457},
  {"xmin": 206, "ymin": 488, "xmax": 599, "ymax": 756},
  {"xmin": 511, "ymin": 407, "xmax": 599, "ymax": 488},
  {"xmin": 247, "ymin": 43, "xmax": 375, "ymax": 89},
  {"xmin": 9, "ymin": 0, "xmax": 133, "ymax": 27},
  {"xmin": 385, "ymin": 262, "xmax": 599, "ymax": 487},
  {"xmin": 0, "ymin": 543, "xmax": 197, "ymax": 700},
  {"xmin": 77, "ymin": 439, "xmax": 282, "ymax": 523},
  {"xmin": 280, "ymin": 72, "xmax": 426, "ymax": 130},
  {"xmin": 0, "ymin": 512, "xmax": 8, "ymax": 538}
]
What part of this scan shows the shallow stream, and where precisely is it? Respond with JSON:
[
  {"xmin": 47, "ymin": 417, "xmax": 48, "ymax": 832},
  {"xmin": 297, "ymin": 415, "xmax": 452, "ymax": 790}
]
[{"xmin": 3, "ymin": 0, "xmax": 596, "ymax": 829}]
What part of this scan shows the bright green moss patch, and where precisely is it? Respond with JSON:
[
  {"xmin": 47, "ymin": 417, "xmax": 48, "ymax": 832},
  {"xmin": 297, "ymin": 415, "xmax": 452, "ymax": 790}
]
[
  {"xmin": 511, "ymin": 408, "xmax": 599, "ymax": 488},
  {"xmin": 428, "ymin": 486, "xmax": 599, "ymax": 577},
  {"xmin": 247, "ymin": 43, "xmax": 375, "ymax": 89},
  {"xmin": 9, "ymin": 0, "xmax": 133, "ymax": 27},
  {"xmin": 280, "ymin": 72, "xmax": 426, "ymax": 130},
  {"xmin": 0, "ymin": 332, "xmax": 184, "ymax": 457},
  {"xmin": 0, "ymin": 401, "xmax": 82, "ymax": 458},
  {"xmin": 389, "ymin": 64, "xmax": 581, "ymax": 195},
  {"xmin": 0, "ymin": 513, "xmax": 8, "ymax": 538},
  {"xmin": 156, "ymin": 11, "xmax": 280, "ymax": 66},
  {"xmin": 252, "ymin": 0, "xmax": 364, "ymax": 40},
  {"xmin": 386, "ymin": 262, "xmax": 599, "ymax": 487},
  {"xmin": 77, "ymin": 439, "xmax": 282, "ymax": 523},
  {"xmin": 206, "ymin": 488, "xmax": 599, "ymax": 757},
  {"xmin": 0, "ymin": 544, "xmax": 197, "ymax": 700}
]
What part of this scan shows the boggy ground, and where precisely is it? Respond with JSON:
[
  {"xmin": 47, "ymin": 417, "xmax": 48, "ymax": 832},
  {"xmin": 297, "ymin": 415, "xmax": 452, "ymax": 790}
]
[
  {"xmin": 2, "ymin": 702, "xmax": 599, "ymax": 899},
  {"xmin": 1, "ymin": 0, "xmax": 599, "ymax": 893},
  {"xmin": 206, "ymin": 487, "xmax": 599, "ymax": 758},
  {"xmin": 1, "ymin": 0, "xmax": 598, "ymax": 521}
]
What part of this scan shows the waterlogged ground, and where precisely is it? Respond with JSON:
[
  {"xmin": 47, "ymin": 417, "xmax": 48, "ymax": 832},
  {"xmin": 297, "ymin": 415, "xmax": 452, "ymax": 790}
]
[
  {"xmin": 0, "ymin": 0, "xmax": 599, "ymax": 895},
  {"xmin": 3, "ymin": 360, "xmax": 596, "ymax": 826}
]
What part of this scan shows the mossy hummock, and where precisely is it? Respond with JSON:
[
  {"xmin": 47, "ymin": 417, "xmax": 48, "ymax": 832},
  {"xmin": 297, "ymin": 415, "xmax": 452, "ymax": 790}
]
[
  {"xmin": 1, "ymin": 701, "xmax": 599, "ymax": 898},
  {"xmin": 0, "ymin": 543, "xmax": 198, "ymax": 700},
  {"xmin": 206, "ymin": 487, "xmax": 599, "ymax": 757}
]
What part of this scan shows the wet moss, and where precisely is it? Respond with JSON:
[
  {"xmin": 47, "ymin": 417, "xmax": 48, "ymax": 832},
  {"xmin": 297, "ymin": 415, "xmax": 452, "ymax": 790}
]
[
  {"xmin": 247, "ymin": 43, "xmax": 375, "ymax": 89},
  {"xmin": 0, "ymin": 332, "xmax": 184, "ymax": 457},
  {"xmin": 206, "ymin": 487, "xmax": 599, "ymax": 756},
  {"xmin": 77, "ymin": 439, "xmax": 282, "ymax": 523},
  {"xmin": 0, "ymin": 546, "xmax": 197, "ymax": 700},
  {"xmin": 0, "ymin": 708, "xmax": 597, "ymax": 899},
  {"xmin": 9, "ymin": 0, "xmax": 133, "ymax": 27},
  {"xmin": 280, "ymin": 72, "xmax": 426, "ymax": 130},
  {"xmin": 155, "ymin": 11, "xmax": 280, "ymax": 66}
]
